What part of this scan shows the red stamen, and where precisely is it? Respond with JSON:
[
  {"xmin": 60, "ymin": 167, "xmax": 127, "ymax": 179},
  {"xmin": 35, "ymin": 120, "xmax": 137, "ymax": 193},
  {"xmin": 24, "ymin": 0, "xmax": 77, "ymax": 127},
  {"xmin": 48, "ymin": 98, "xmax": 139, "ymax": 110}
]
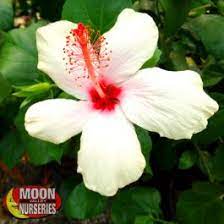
[{"xmin": 63, "ymin": 23, "xmax": 112, "ymax": 98}]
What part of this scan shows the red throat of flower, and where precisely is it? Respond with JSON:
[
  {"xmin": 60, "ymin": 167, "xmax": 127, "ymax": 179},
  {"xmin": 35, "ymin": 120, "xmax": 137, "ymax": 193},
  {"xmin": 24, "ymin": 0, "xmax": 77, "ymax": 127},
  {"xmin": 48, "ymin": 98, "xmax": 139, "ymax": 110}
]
[
  {"xmin": 89, "ymin": 80, "xmax": 122, "ymax": 111},
  {"xmin": 63, "ymin": 23, "xmax": 122, "ymax": 111}
]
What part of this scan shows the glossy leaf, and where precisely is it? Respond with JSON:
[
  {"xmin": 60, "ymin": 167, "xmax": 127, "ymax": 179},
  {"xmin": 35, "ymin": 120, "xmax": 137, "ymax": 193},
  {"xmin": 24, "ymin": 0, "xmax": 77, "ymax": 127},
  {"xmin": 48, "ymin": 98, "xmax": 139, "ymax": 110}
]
[
  {"xmin": 210, "ymin": 145, "xmax": 224, "ymax": 182},
  {"xmin": 0, "ymin": 73, "xmax": 11, "ymax": 103},
  {"xmin": 135, "ymin": 126, "xmax": 153, "ymax": 175},
  {"xmin": 0, "ymin": 0, "xmax": 13, "ymax": 31},
  {"xmin": 62, "ymin": 0, "xmax": 132, "ymax": 33},
  {"xmin": 177, "ymin": 182, "xmax": 224, "ymax": 224},
  {"xmin": 160, "ymin": 0, "xmax": 193, "ymax": 35},
  {"xmin": 142, "ymin": 48, "xmax": 162, "ymax": 68},
  {"xmin": 0, "ymin": 131, "xmax": 25, "ymax": 169},
  {"xmin": 193, "ymin": 109, "xmax": 224, "ymax": 145},
  {"xmin": 135, "ymin": 216, "xmax": 154, "ymax": 224},
  {"xmin": 184, "ymin": 15, "xmax": 224, "ymax": 59},
  {"xmin": 179, "ymin": 150, "xmax": 197, "ymax": 170},
  {"xmin": 0, "ymin": 21, "xmax": 47, "ymax": 85},
  {"xmin": 64, "ymin": 183, "xmax": 107, "ymax": 219},
  {"xmin": 211, "ymin": 92, "xmax": 224, "ymax": 109},
  {"xmin": 112, "ymin": 187, "xmax": 161, "ymax": 224},
  {"xmin": 26, "ymin": 138, "xmax": 63, "ymax": 165}
]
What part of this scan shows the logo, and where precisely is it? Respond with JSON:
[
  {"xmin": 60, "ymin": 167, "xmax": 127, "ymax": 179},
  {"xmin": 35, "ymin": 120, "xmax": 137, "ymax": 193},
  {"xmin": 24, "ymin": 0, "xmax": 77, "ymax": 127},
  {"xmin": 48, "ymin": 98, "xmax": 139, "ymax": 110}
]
[{"xmin": 3, "ymin": 186, "xmax": 61, "ymax": 219}]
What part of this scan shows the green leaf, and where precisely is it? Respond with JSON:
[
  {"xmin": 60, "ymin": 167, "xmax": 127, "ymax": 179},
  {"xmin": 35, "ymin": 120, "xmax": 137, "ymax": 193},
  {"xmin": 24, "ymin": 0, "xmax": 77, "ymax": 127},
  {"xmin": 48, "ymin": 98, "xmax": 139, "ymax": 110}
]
[
  {"xmin": 218, "ymin": 0, "xmax": 224, "ymax": 15},
  {"xmin": 59, "ymin": 177, "xmax": 79, "ymax": 209},
  {"xmin": 0, "ymin": 0, "xmax": 13, "ymax": 31},
  {"xmin": 13, "ymin": 82, "xmax": 52, "ymax": 97},
  {"xmin": 0, "ymin": 43, "xmax": 39, "ymax": 85},
  {"xmin": 135, "ymin": 216, "xmax": 154, "ymax": 224},
  {"xmin": 64, "ymin": 183, "xmax": 107, "ymax": 219},
  {"xmin": 189, "ymin": 0, "xmax": 213, "ymax": 17},
  {"xmin": 160, "ymin": 0, "xmax": 193, "ymax": 35},
  {"xmin": 58, "ymin": 91, "xmax": 76, "ymax": 100},
  {"xmin": 0, "ymin": 96, "xmax": 20, "ymax": 135},
  {"xmin": 135, "ymin": 126, "xmax": 153, "ymax": 175},
  {"xmin": 184, "ymin": 15, "xmax": 224, "ymax": 59},
  {"xmin": 0, "ymin": 21, "xmax": 47, "ymax": 86},
  {"xmin": 8, "ymin": 21, "xmax": 47, "ymax": 55},
  {"xmin": 142, "ymin": 48, "xmax": 162, "ymax": 68},
  {"xmin": 0, "ymin": 131, "xmax": 25, "ymax": 169},
  {"xmin": 112, "ymin": 187, "xmax": 161, "ymax": 224},
  {"xmin": 26, "ymin": 138, "xmax": 63, "ymax": 165},
  {"xmin": 0, "ymin": 31, "xmax": 6, "ymax": 47},
  {"xmin": 62, "ymin": 0, "xmax": 132, "ymax": 33},
  {"xmin": 179, "ymin": 150, "xmax": 197, "ymax": 170},
  {"xmin": 202, "ymin": 69, "xmax": 224, "ymax": 87},
  {"xmin": 190, "ymin": 0, "xmax": 212, "ymax": 9},
  {"xmin": 13, "ymin": 82, "xmax": 54, "ymax": 109},
  {"xmin": 196, "ymin": 148, "xmax": 214, "ymax": 182},
  {"xmin": 0, "ymin": 73, "xmax": 11, "ymax": 103},
  {"xmin": 177, "ymin": 182, "xmax": 224, "ymax": 224},
  {"xmin": 193, "ymin": 109, "xmax": 224, "ymax": 145},
  {"xmin": 19, "ymin": 91, "xmax": 51, "ymax": 109},
  {"xmin": 210, "ymin": 92, "xmax": 224, "ymax": 109},
  {"xmin": 209, "ymin": 145, "xmax": 224, "ymax": 182},
  {"xmin": 201, "ymin": 58, "xmax": 224, "ymax": 87},
  {"xmin": 169, "ymin": 42, "xmax": 188, "ymax": 70}
]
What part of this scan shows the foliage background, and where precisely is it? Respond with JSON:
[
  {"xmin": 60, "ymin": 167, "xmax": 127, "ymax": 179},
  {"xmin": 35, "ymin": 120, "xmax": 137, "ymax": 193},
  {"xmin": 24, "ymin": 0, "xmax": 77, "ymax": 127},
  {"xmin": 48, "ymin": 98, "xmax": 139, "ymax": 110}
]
[{"xmin": 0, "ymin": 0, "xmax": 224, "ymax": 223}]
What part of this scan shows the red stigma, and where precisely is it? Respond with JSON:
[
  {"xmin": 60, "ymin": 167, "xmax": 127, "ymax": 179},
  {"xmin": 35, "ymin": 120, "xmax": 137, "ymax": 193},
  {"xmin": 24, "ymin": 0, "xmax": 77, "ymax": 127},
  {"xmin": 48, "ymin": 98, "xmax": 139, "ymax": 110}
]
[
  {"xmin": 72, "ymin": 23, "xmax": 89, "ymax": 46},
  {"xmin": 89, "ymin": 80, "xmax": 122, "ymax": 111}
]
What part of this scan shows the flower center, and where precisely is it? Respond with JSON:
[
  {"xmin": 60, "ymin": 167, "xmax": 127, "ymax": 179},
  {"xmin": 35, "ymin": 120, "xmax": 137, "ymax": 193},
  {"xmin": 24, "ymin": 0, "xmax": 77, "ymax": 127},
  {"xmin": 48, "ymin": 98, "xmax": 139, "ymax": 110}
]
[{"xmin": 89, "ymin": 80, "xmax": 122, "ymax": 111}]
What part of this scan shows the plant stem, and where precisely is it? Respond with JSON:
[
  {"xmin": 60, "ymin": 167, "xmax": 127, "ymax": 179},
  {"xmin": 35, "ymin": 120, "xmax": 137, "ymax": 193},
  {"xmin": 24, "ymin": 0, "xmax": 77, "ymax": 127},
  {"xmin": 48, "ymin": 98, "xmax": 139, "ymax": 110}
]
[{"xmin": 194, "ymin": 143, "xmax": 214, "ymax": 183}]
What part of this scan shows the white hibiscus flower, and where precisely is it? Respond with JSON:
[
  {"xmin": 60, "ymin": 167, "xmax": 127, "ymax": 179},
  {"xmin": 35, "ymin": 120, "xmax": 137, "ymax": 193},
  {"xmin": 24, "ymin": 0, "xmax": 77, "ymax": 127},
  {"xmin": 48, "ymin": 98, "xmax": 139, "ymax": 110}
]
[{"xmin": 25, "ymin": 8, "xmax": 218, "ymax": 196}]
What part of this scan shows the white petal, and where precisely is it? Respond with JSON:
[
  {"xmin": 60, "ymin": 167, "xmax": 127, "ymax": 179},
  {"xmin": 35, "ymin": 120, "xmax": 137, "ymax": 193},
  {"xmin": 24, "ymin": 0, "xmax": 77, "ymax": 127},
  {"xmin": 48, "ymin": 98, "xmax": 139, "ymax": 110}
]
[
  {"xmin": 25, "ymin": 99, "xmax": 91, "ymax": 144},
  {"xmin": 77, "ymin": 108, "xmax": 146, "ymax": 196},
  {"xmin": 37, "ymin": 21, "xmax": 90, "ymax": 99},
  {"xmin": 101, "ymin": 8, "xmax": 159, "ymax": 83},
  {"xmin": 121, "ymin": 68, "xmax": 219, "ymax": 140}
]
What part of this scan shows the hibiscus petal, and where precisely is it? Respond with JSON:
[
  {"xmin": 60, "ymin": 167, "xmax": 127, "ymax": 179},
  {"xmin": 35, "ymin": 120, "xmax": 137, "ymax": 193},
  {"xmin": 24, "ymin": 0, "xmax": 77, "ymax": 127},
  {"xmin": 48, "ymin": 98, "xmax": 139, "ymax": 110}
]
[
  {"xmin": 37, "ymin": 21, "xmax": 91, "ymax": 99},
  {"xmin": 25, "ymin": 99, "xmax": 91, "ymax": 144},
  {"xmin": 121, "ymin": 68, "xmax": 219, "ymax": 140},
  {"xmin": 101, "ymin": 8, "xmax": 159, "ymax": 83},
  {"xmin": 77, "ymin": 108, "xmax": 146, "ymax": 196}
]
